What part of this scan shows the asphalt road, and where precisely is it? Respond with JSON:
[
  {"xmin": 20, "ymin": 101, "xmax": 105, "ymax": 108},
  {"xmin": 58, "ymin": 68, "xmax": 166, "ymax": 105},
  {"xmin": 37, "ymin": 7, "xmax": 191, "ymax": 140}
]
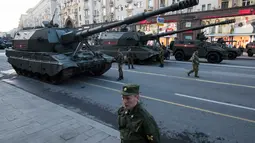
[{"xmin": 1, "ymin": 50, "xmax": 255, "ymax": 143}]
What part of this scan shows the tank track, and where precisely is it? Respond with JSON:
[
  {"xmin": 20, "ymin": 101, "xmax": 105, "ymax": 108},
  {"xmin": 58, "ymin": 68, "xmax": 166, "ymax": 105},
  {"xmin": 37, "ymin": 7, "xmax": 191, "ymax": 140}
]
[
  {"xmin": 12, "ymin": 65, "xmax": 72, "ymax": 85},
  {"xmin": 11, "ymin": 62, "xmax": 112, "ymax": 85}
]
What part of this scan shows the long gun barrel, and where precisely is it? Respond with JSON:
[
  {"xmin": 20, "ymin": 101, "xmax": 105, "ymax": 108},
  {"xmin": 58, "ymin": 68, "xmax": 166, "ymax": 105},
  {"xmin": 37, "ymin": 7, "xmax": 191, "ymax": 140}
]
[
  {"xmin": 141, "ymin": 19, "xmax": 235, "ymax": 41},
  {"xmin": 61, "ymin": 0, "xmax": 199, "ymax": 44}
]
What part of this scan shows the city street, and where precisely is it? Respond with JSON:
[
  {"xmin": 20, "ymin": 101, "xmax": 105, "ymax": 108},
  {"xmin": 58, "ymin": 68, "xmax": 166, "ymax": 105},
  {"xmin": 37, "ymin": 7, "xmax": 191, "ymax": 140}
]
[{"xmin": 1, "ymin": 50, "xmax": 255, "ymax": 143}]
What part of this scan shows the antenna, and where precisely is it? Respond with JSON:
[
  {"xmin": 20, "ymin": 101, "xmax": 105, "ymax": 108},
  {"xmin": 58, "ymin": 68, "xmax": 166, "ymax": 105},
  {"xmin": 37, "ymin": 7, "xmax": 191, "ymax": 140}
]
[{"xmin": 50, "ymin": 8, "xmax": 57, "ymax": 26}]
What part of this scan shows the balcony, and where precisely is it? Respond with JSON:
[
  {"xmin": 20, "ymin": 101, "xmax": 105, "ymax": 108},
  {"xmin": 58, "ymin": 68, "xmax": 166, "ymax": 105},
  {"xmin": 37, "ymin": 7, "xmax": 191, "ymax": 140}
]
[
  {"xmin": 84, "ymin": 5, "xmax": 89, "ymax": 10},
  {"xmin": 126, "ymin": 0, "xmax": 132, "ymax": 3},
  {"xmin": 110, "ymin": 1, "xmax": 114, "ymax": 7}
]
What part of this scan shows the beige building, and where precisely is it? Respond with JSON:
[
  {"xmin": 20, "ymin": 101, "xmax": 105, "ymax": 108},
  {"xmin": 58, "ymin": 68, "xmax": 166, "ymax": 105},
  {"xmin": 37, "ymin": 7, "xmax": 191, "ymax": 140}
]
[
  {"xmin": 18, "ymin": 0, "xmax": 60, "ymax": 29},
  {"xmin": 218, "ymin": 0, "xmax": 254, "ymax": 8}
]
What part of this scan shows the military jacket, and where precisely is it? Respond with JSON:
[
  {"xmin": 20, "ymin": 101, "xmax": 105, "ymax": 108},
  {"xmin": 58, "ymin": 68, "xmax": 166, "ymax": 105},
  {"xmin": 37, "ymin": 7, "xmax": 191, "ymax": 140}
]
[
  {"xmin": 117, "ymin": 104, "xmax": 160, "ymax": 143},
  {"xmin": 115, "ymin": 52, "xmax": 124, "ymax": 64},
  {"xmin": 191, "ymin": 51, "xmax": 199, "ymax": 65},
  {"xmin": 127, "ymin": 50, "xmax": 133, "ymax": 59}
]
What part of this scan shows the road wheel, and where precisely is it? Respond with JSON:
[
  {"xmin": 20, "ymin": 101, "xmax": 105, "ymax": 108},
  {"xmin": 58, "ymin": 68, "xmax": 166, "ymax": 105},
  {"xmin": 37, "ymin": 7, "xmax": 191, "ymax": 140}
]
[
  {"xmin": 174, "ymin": 51, "xmax": 185, "ymax": 61},
  {"xmin": 207, "ymin": 52, "xmax": 220, "ymax": 63},
  {"xmin": 228, "ymin": 52, "xmax": 237, "ymax": 60},
  {"xmin": 247, "ymin": 50, "xmax": 253, "ymax": 57}
]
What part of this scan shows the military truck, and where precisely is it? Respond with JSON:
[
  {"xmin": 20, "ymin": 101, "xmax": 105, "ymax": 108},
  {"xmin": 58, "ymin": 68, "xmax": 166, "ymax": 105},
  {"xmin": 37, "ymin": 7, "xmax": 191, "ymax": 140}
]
[
  {"xmin": 91, "ymin": 0, "xmax": 200, "ymax": 64},
  {"xmin": 170, "ymin": 20, "xmax": 235, "ymax": 63},
  {"xmin": 246, "ymin": 41, "xmax": 255, "ymax": 57},
  {"xmin": 213, "ymin": 38, "xmax": 242, "ymax": 60},
  {"xmin": 5, "ymin": 0, "xmax": 199, "ymax": 84}
]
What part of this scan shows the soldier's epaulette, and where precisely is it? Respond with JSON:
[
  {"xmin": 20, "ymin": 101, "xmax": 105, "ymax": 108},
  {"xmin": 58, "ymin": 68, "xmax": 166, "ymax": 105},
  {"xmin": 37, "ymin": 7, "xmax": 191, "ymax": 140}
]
[{"xmin": 137, "ymin": 106, "xmax": 154, "ymax": 120}]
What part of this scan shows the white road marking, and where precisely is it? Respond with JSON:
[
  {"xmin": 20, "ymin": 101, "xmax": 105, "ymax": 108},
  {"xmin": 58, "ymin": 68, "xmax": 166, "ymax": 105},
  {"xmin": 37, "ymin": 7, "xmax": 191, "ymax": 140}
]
[
  {"xmin": 0, "ymin": 53, "xmax": 5, "ymax": 56},
  {"xmin": 89, "ymin": 77, "xmax": 124, "ymax": 85},
  {"xmin": 175, "ymin": 93, "xmax": 255, "ymax": 112},
  {"xmin": 110, "ymin": 68, "xmax": 255, "ymax": 89},
  {"xmin": 1, "ymin": 69, "xmax": 16, "ymax": 75},
  {"xmin": 165, "ymin": 60, "xmax": 255, "ymax": 69}
]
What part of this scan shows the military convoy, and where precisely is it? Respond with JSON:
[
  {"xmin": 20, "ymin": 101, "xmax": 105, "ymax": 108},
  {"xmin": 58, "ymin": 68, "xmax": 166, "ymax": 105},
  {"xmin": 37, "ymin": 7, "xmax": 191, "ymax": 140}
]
[
  {"xmin": 5, "ymin": 0, "xmax": 199, "ymax": 84},
  {"xmin": 91, "ymin": 0, "xmax": 200, "ymax": 64},
  {"xmin": 245, "ymin": 41, "xmax": 255, "ymax": 57},
  {"xmin": 170, "ymin": 19, "xmax": 236, "ymax": 63}
]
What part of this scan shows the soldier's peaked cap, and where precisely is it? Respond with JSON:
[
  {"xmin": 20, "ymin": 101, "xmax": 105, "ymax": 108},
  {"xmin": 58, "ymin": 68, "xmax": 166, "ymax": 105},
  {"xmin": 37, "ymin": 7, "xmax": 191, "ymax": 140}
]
[{"xmin": 121, "ymin": 84, "xmax": 140, "ymax": 96}]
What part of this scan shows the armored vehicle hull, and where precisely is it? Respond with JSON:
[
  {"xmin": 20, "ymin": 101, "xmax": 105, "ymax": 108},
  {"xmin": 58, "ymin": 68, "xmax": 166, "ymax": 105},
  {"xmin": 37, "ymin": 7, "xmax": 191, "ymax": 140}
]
[
  {"xmin": 220, "ymin": 44, "xmax": 242, "ymax": 60},
  {"xmin": 6, "ymin": 48, "xmax": 113, "ymax": 84},
  {"xmin": 246, "ymin": 42, "xmax": 255, "ymax": 57},
  {"xmin": 91, "ymin": 31, "xmax": 160, "ymax": 64},
  {"xmin": 171, "ymin": 40, "xmax": 229, "ymax": 63}
]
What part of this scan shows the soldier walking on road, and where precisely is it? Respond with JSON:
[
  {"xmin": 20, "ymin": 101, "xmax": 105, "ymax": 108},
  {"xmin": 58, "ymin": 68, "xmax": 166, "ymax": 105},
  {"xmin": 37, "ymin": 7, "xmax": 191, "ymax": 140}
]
[
  {"xmin": 117, "ymin": 84, "xmax": 161, "ymax": 143},
  {"xmin": 127, "ymin": 47, "xmax": 134, "ymax": 69},
  {"xmin": 159, "ymin": 45, "xmax": 164, "ymax": 68},
  {"xmin": 187, "ymin": 49, "xmax": 200, "ymax": 78},
  {"xmin": 115, "ymin": 48, "xmax": 124, "ymax": 81}
]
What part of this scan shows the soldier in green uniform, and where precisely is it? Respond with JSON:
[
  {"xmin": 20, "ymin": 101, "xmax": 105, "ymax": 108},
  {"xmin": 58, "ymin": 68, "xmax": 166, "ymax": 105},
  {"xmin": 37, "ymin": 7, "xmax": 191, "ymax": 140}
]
[
  {"xmin": 115, "ymin": 48, "xmax": 124, "ymax": 80},
  {"xmin": 127, "ymin": 47, "xmax": 134, "ymax": 69},
  {"xmin": 159, "ymin": 45, "xmax": 164, "ymax": 68},
  {"xmin": 117, "ymin": 84, "xmax": 160, "ymax": 143},
  {"xmin": 187, "ymin": 49, "xmax": 199, "ymax": 78}
]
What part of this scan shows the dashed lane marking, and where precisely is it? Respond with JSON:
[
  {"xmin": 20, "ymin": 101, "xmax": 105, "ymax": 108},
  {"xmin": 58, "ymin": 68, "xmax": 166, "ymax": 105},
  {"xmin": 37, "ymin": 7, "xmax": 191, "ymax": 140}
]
[
  {"xmin": 165, "ymin": 60, "xmax": 255, "ymax": 69},
  {"xmin": 175, "ymin": 93, "xmax": 255, "ymax": 111},
  {"xmin": 82, "ymin": 81, "xmax": 255, "ymax": 124},
  {"xmin": 110, "ymin": 68, "xmax": 255, "ymax": 89}
]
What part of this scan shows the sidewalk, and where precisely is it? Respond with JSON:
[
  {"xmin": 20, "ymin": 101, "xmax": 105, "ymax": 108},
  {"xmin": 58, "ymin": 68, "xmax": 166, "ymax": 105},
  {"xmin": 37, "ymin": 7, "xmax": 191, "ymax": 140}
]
[{"xmin": 0, "ymin": 81, "xmax": 120, "ymax": 143}]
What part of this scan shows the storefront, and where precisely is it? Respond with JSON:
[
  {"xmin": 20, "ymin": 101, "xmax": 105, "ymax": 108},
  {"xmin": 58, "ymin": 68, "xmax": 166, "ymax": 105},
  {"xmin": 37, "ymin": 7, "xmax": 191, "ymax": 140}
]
[
  {"xmin": 136, "ymin": 21, "xmax": 177, "ymax": 45},
  {"xmin": 135, "ymin": 5, "xmax": 255, "ymax": 42},
  {"xmin": 202, "ymin": 15, "xmax": 255, "ymax": 48}
]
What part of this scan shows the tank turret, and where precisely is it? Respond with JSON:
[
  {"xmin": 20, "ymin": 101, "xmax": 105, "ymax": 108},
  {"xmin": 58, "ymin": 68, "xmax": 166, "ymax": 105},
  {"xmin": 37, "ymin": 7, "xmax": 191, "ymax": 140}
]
[{"xmin": 5, "ymin": 0, "xmax": 199, "ymax": 84}]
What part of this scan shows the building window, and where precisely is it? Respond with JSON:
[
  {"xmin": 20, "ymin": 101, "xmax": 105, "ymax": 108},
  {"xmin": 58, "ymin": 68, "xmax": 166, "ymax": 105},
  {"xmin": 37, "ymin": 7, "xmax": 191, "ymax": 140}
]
[
  {"xmin": 221, "ymin": 1, "xmax": 229, "ymax": 9},
  {"xmin": 242, "ymin": 0, "xmax": 251, "ymax": 6},
  {"xmin": 202, "ymin": 5, "xmax": 206, "ymax": 11},
  {"xmin": 187, "ymin": 7, "xmax": 192, "ymax": 12},
  {"xmin": 85, "ymin": 10, "xmax": 89, "ymax": 17},
  {"xmin": 207, "ymin": 4, "xmax": 211, "ymax": 10},
  {"xmin": 79, "ymin": 15, "xmax": 81, "ymax": 21}
]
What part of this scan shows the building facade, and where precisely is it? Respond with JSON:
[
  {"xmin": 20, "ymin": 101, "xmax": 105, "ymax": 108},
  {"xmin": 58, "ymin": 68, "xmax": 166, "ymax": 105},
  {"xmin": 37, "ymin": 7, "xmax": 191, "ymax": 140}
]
[
  {"xmin": 59, "ymin": 0, "xmax": 81, "ymax": 28},
  {"xmin": 219, "ymin": 0, "xmax": 254, "ymax": 8},
  {"xmin": 18, "ymin": 0, "xmax": 60, "ymax": 28},
  {"xmin": 115, "ymin": 0, "xmax": 147, "ymax": 21},
  {"xmin": 136, "ymin": 1, "xmax": 255, "ymax": 47}
]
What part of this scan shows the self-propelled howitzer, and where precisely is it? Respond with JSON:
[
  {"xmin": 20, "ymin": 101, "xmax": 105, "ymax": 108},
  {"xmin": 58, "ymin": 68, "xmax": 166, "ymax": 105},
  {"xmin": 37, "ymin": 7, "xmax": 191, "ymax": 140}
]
[{"xmin": 5, "ymin": 0, "xmax": 199, "ymax": 84}]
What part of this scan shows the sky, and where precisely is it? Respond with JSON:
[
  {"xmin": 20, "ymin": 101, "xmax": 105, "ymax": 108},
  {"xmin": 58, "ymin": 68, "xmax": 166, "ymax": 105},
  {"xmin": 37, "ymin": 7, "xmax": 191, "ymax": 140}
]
[{"xmin": 0, "ymin": 0, "xmax": 41, "ymax": 32}]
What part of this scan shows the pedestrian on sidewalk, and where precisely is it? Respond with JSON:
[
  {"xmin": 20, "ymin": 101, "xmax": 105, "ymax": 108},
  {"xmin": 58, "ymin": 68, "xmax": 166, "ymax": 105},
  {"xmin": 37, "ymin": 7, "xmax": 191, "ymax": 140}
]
[
  {"xmin": 117, "ymin": 84, "xmax": 160, "ymax": 143},
  {"xmin": 187, "ymin": 49, "xmax": 200, "ymax": 78},
  {"xmin": 127, "ymin": 47, "xmax": 134, "ymax": 69},
  {"xmin": 115, "ymin": 48, "xmax": 124, "ymax": 81}
]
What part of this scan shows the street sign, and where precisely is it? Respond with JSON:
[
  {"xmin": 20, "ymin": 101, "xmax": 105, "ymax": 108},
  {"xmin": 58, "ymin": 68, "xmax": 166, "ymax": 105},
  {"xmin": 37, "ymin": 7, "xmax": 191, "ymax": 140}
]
[{"xmin": 157, "ymin": 17, "xmax": 164, "ymax": 26}]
